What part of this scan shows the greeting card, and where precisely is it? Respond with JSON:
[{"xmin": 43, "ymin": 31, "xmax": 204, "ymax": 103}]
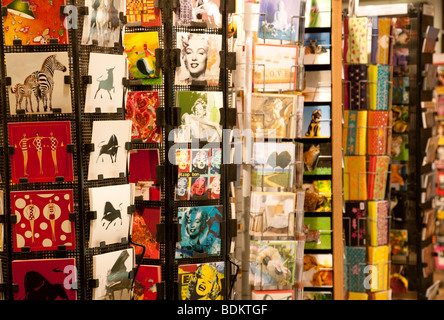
[
  {"xmin": 390, "ymin": 229, "xmax": 408, "ymax": 257},
  {"xmin": 174, "ymin": 0, "xmax": 222, "ymax": 28},
  {"xmin": 175, "ymin": 32, "xmax": 221, "ymax": 87},
  {"xmin": 368, "ymin": 155, "xmax": 390, "ymax": 200},
  {"xmin": 2, "ymin": 0, "xmax": 68, "ymax": 45},
  {"xmin": 303, "ymin": 70, "xmax": 331, "ymax": 102},
  {"xmin": 8, "ymin": 121, "xmax": 73, "ymax": 183},
  {"xmin": 176, "ymin": 205, "xmax": 222, "ymax": 258},
  {"xmin": 345, "ymin": 246, "xmax": 367, "ymax": 293},
  {"xmin": 5, "ymin": 52, "xmax": 71, "ymax": 115},
  {"xmin": 304, "ymin": 32, "xmax": 331, "ymax": 65},
  {"xmin": 422, "ymin": 26, "xmax": 440, "ymax": 53},
  {"xmin": 368, "ymin": 200, "xmax": 389, "ymax": 247},
  {"xmin": 178, "ymin": 262, "xmax": 224, "ymax": 300},
  {"xmin": 12, "ymin": 258, "xmax": 77, "ymax": 300},
  {"xmin": 87, "ymin": 120, "xmax": 132, "ymax": 180},
  {"xmin": 175, "ymin": 91, "xmax": 222, "ymax": 143},
  {"xmin": 258, "ymin": 0, "xmax": 302, "ymax": 41},
  {"xmin": 391, "ymin": 134, "xmax": 408, "ymax": 161},
  {"xmin": 92, "ymin": 248, "xmax": 135, "ymax": 300},
  {"xmin": 125, "ymin": 91, "xmax": 161, "ymax": 143},
  {"xmin": 304, "ymin": 216, "xmax": 332, "ymax": 250},
  {"xmin": 131, "ymin": 207, "xmax": 160, "ymax": 259},
  {"xmin": 423, "ymin": 135, "xmax": 440, "ymax": 166},
  {"xmin": 344, "ymin": 17, "xmax": 368, "ymax": 64},
  {"xmin": 393, "ymin": 76, "xmax": 409, "ymax": 104},
  {"xmin": 371, "ymin": 18, "xmax": 392, "ymax": 65},
  {"xmin": 343, "ymin": 201, "xmax": 367, "ymax": 247},
  {"xmin": 303, "ymin": 142, "xmax": 332, "ymax": 175},
  {"xmin": 84, "ymin": 53, "xmax": 127, "ymax": 113},
  {"xmin": 422, "ymin": 243, "xmax": 434, "ymax": 278},
  {"xmin": 302, "ymin": 105, "xmax": 331, "ymax": 138},
  {"xmin": 347, "ymin": 64, "xmax": 367, "ymax": 109},
  {"xmin": 11, "ymin": 190, "xmax": 75, "ymax": 252},
  {"xmin": 392, "ymin": 105, "xmax": 408, "ymax": 134},
  {"xmin": 123, "ymin": 31, "xmax": 162, "ymax": 85},
  {"xmin": 126, "ymin": 0, "xmax": 161, "ymax": 26},
  {"xmin": 343, "ymin": 110, "xmax": 367, "ymax": 156},
  {"xmin": 81, "ymin": 0, "xmax": 124, "ymax": 47},
  {"xmin": 343, "ymin": 156, "xmax": 367, "ymax": 201},
  {"xmin": 133, "ymin": 265, "xmax": 161, "ymax": 300},
  {"xmin": 88, "ymin": 184, "xmax": 133, "ymax": 248},
  {"xmin": 368, "ymin": 245, "xmax": 389, "ymax": 292},
  {"xmin": 368, "ymin": 65, "xmax": 390, "ymax": 111},
  {"xmin": 302, "ymin": 253, "xmax": 333, "ymax": 287},
  {"xmin": 129, "ymin": 149, "xmax": 160, "ymax": 200},
  {"xmin": 421, "ymin": 171, "xmax": 437, "ymax": 203},
  {"xmin": 305, "ymin": 0, "xmax": 331, "ymax": 28}
]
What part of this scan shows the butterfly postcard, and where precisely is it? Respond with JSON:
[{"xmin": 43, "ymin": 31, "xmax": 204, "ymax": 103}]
[{"xmin": 11, "ymin": 189, "xmax": 75, "ymax": 252}]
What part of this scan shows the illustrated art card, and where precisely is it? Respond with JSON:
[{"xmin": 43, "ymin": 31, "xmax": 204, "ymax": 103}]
[
  {"xmin": 174, "ymin": 0, "xmax": 222, "ymax": 29},
  {"xmin": 253, "ymin": 43, "xmax": 298, "ymax": 92},
  {"xmin": 126, "ymin": 0, "xmax": 162, "ymax": 27},
  {"xmin": 302, "ymin": 105, "xmax": 331, "ymax": 138},
  {"xmin": 175, "ymin": 148, "xmax": 221, "ymax": 201},
  {"xmin": 125, "ymin": 91, "xmax": 161, "ymax": 143},
  {"xmin": 390, "ymin": 229, "xmax": 408, "ymax": 258},
  {"xmin": 81, "ymin": 0, "xmax": 124, "ymax": 47},
  {"xmin": 87, "ymin": 120, "xmax": 132, "ymax": 180},
  {"xmin": 131, "ymin": 206, "xmax": 160, "ymax": 259},
  {"xmin": 249, "ymin": 191, "xmax": 296, "ymax": 237},
  {"xmin": 133, "ymin": 265, "xmax": 161, "ymax": 300},
  {"xmin": 123, "ymin": 31, "xmax": 162, "ymax": 85},
  {"xmin": 129, "ymin": 149, "xmax": 160, "ymax": 200},
  {"xmin": 11, "ymin": 190, "xmax": 75, "ymax": 252},
  {"xmin": 2, "ymin": 0, "xmax": 68, "ymax": 45},
  {"xmin": 305, "ymin": 0, "xmax": 332, "ymax": 28},
  {"xmin": 249, "ymin": 240, "xmax": 297, "ymax": 287},
  {"xmin": 8, "ymin": 121, "xmax": 74, "ymax": 183},
  {"xmin": 84, "ymin": 53, "xmax": 127, "ymax": 113},
  {"xmin": 88, "ymin": 184, "xmax": 133, "ymax": 248},
  {"xmin": 176, "ymin": 205, "xmax": 222, "ymax": 258},
  {"xmin": 302, "ymin": 253, "xmax": 333, "ymax": 287},
  {"xmin": 175, "ymin": 32, "xmax": 222, "ymax": 87},
  {"xmin": 304, "ymin": 32, "xmax": 331, "ymax": 65},
  {"xmin": 92, "ymin": 248, "xmax": 135, "ymax": 300},
  {"xmin": 251, "ymin": 142, "xmax": 295, "ymax": 189},
  {"xmin": 178, "ymin": 262, "xmax": 224, "ymax": 300},
  {"xmin": 252, "ymin": 290, "xmax": 293, "ymax": 300},
  {"xmin": 12, "ymin": 258, "xmax": 77, "ymax": 300},
  {"xmin": 175, "ymin": 91, "xmax": 223, "ymax": 143},
  {"xmin": 258, "ymin": 0, "xmax": 302, "ymax": 42},
  {"xmin": 303, "ymin": 70, "xmax": 331, "ymax": 102},
  {"xmin": 251, "ymin": 93, "xmax": 303, "ymax": 139},
  {"xmin": 5, "ymin": 52, "xmax": 71, "ymax": 115}
]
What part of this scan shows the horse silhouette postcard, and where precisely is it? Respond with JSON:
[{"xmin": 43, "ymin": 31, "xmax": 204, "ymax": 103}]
[
  {"xmin": 131, "ymin": 206, "xmax": 160, "ymax": 259},
  {"xmin": 125, "ymin": 90, "xmax": 161, "ymax": 143},
  {"xmin": 12, "ymin": 258, "xmax": 77, "ymax": 300},
  {"xmin": 2, "ymin": 0, "xmax": 69, "ymax": 46},
  {"xmin": 8, "ymin": 121, "xmax": 74, "ymax": 183},
  {"xmin": 81, "ymin": 0, "xmax": 124, "ymax": 47},
  {"xmin": 92, "ymin": 248, "xmax": 134, "ymax": 300},
  {"xmin": 88, "ymin": 183, "xmax": 132, "ymax": 248},
  {"xmin": 87, "ymin": 120, "xmax": 132, "ymax": 180},
  {"xmin": 5, "ymin": 52, "xmax": 72, "ymax": 115},
  {"xmin": 10, "ymin": 189, "xmax": 76, "ymax": 252},
  {"xmin": 84, "ymin": 52, "xmax": 127, "ymax": 113}
]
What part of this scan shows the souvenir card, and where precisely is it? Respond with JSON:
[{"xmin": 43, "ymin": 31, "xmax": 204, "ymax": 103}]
[
  {"xmin": 302, "ymin": 105, "xmax": 331, "ymax": 138},
  {"xmin": 304, "ymin": 32, "xmax": 331, "ymax": 65},
  {"xmin": 176, "ymin": 205, "xmax": 222, "ymax": 258},
  {"xmin": 178, "ymin": 262, "xmax": 224, "ymax": 300},
  {"xmin": 174, "ymin": 0, "xmax": 222, "ymax": 28},
  {"xmin": 126, "ymin": 0, "xmax": 162, "ymax": 26},
  {"xmin": 84, "ymin": 53, "xmax": 127, "ymax": 113},
  {"xmin": 368, "ymin": 200, "xmax": 389, "ymax": 247},
  {"xmin": 88, "ymin": 184, "xmax": 133, "ymax": 248},
  {"xmin": 87, "ymin": 120, "xmax": 132, "ymax": 180},
  {"xmin": 391, "ymin": 134, "xmax": 408, "ymax": 161},
  {"xmin": 258, "ymin": 0, "xmax": 302, "ymax": 42},
  {"xmin": 12, "ymin": 258, "xmax": 77, "ymax": 300},
  {"xmin": 133, "ymin": 265, "xmax": 162, "ymax": 300},
  {"xmin": 345, "ymin": 246, "xmax": 367, "ymax": 293},
  {"xmin": 249, "ymin": 191, "xmax": 296, "ymax": 237},
  {"xmin": 123, "ymin": 31, "xmax": 162, "ymax": 85},
  {"xmin": 2, "ymin": 0, "xmax": 68, "ymax": 45},
  {"xmin": 390, "ymin": 229, "xmax": 408, "ymax": 257},
  {"xmin": 92, "ymin": 248, "xmax": 135, "ymax": 300},
  {"xmin": 302, "ymin": 253, "xmax": 333, "ymax": 287},
  {"xmin": 175, "ymin": 32, "xmax": 222, "ymax": 87},
  {"xmin": 305, "ymin": 0, "xmax": 331, "ymax": 28},
  {"xmin": 251, "ymin": 93, "xmax": 303, "ymax": 139},
  {"xmin": 175, "ymin": 148, "xmax": 221, "ymax": 201},
  {"xmin": 251, "ymin": 142, "xmax": 295, "ymax": 188},
  {"xmin": 249, "ymin": 240, "xmax": 297, "ymax": 287},
  {"xmin": 303, "ymin": 142, "xmax": 332, "ymax": 175},
  {"xmin": 11, "ymin": 190, "xmax": 75, "ymax": 252},
  {"xmin": 8, "ymin": 121, "xmax": 74, "ymax": 183},
  {"xmin": 304, "ymin": 216, "xmax": 332, "ymax": 250},
  {"xmin": 131, "ymin": 207, "xmax": 160, "ymax": 259},
  {"xmin": 343, "ymin": 201, "xmax": 367, "ymax": 247},
  {"xmin": 129, "ymin": 149, "xmax": 160, "ymax": 200},
  {"xmin": 125, "ymin": 91, "xmax": 161, "ymax": 143},
  {"xmin": 253, "ymin": 43, "xmax": 298, "ymax": 92},
  {"xmin": 5, "ymin": 52, "xmax": 71, "ymax": 115},
  {"xmin": 175, "ymin": 91, "xmax": 223, "ymax": 143},
  {"xmin": 81, "ymin": 0, "xmax": 124, "ymax": 47},
  {"xmin": 252, "ymin": 290, "xmax": 293, "ymax": 300}
]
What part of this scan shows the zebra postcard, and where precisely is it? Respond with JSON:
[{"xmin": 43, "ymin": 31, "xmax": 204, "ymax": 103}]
[
  {"xmin": 87, "ymin": 120, "xmax": 132, "ymax": 180},
  {"xmin": 84, "ymin": 52, "xmax": 127, "ymax": 113},
  {"xmin": 5, "ymin": 52, "xmax": 72, "ymax": 115}
]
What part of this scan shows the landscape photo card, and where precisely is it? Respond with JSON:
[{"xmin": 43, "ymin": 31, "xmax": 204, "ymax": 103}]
[
  {"xmin": 8, "ymin": 121, "xmax": 74, "ymax": 183},
  {"xmin": 84, "ymin": 52, "xmax": 127, "ymax": 113},
  {"xmin": 88, "ymin": 184, "xmax": 133, "ymax": 248},
  {"xmin": 174, "ymin": 0, "xmax": 222, "ymax": 28},
  {"xmin": 5, "ymin": 52, "xmax": 71, "ymax": 115},
  {"xmin": 87, "ymin": 120, "xmax": 132, "ymax": 180},
  {"xmin": 178, "ymin": 262, "xmax": 225, "ymax": 300},
  {"xmin": 175, "ymin": 32, "xmax": 222, "ymax": 87},
  {"xmin": 11, "ymin": 189, "xmax": 75, "ymax": 252}
]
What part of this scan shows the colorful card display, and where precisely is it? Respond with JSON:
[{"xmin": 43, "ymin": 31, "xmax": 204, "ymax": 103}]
[
  {"xmin": 11, "ymin": 190, "xmax": 75, "ymax": 252},
  {"xmin": 178, "ymin": 262, "xmax": 225, "ymax": 300},
  {"xmin": 367, "ymin": 155, "xmax": 390, "ymax": 200},
  {"xmin": 343, "ymin": 110, "xmax": 367, "ymax": 155},
  {"xmin": 343, "ymin": 201, "xmax": 367, "ymax": 247},
  {"xmin": 368, "ymin": 65, "xmax": 390, "ymax": 111},
  {"xmin": 368, "ymin": 245, "xmax": 389, "ymax": 292},
  {"xmin": 344, "ymin": 17, "xmax": 368, "ymax": 64},
  {"xmin": 344, "ymin": 155, "xmax": 367, "ymax": 201}
]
